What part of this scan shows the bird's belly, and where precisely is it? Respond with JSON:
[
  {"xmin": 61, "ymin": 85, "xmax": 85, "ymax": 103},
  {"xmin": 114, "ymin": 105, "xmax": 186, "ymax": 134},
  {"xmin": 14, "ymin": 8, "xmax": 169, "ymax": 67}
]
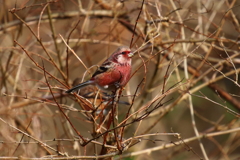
[{"xmin": 95, "ymin": 66, "xmax": 131, "ymax": 91}]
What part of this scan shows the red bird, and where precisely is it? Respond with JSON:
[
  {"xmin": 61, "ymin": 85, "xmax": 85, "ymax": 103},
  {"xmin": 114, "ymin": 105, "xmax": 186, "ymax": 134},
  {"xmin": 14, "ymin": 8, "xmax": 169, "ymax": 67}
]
[{"xmin": 66, "ymin": 46, "xmax": 133, "ymax": 93}]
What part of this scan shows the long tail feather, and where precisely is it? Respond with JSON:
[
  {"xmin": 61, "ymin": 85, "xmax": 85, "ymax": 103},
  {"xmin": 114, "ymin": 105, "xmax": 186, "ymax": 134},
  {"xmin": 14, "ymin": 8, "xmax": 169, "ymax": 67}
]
[{"xmin": 65, "ymin": 80, "xmax": 94, "ymax": 93}]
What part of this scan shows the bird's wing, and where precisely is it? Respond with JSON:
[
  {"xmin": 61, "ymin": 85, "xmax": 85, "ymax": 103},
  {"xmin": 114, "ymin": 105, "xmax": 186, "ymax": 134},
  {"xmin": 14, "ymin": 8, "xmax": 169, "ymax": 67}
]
[{"xmin": 92, "ymin": 61, "xmax": 115, "ymax": 78}]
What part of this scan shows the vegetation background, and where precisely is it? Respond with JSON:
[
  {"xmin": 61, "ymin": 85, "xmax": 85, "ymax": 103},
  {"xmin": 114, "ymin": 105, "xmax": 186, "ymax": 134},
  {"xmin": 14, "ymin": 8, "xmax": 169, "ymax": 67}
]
[{"xmin": 0, "ymin": 0, "xmax": 240, "ymax": 159}]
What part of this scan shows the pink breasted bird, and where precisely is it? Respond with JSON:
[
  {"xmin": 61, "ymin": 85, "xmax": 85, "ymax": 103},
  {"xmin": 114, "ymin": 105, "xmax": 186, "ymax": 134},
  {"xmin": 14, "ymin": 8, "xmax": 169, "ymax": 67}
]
[{"xmin": 66, "ymin": 46, "xmax": 133, "ymax": 93}]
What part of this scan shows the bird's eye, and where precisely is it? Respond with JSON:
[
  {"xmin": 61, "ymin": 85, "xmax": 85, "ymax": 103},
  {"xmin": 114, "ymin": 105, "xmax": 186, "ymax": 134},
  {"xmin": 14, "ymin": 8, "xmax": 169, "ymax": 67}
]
[{"xmin": 121, "ymin": 51, "xmax": 126, "ymax": 55}]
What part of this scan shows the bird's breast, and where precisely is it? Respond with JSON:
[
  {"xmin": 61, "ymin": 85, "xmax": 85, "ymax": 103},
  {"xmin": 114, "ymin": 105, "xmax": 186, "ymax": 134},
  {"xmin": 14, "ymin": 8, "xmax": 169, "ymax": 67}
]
[{"xmin": 94, "ymin": 64, "xmax": 131, "ymax": 91}]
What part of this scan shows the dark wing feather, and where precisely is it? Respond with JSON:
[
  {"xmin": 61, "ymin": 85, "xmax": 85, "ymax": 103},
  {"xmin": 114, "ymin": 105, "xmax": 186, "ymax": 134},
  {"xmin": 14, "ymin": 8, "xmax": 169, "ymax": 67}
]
[{"xmin": 92, "ymin": 61, "xmax": 113, "ymax": 78}]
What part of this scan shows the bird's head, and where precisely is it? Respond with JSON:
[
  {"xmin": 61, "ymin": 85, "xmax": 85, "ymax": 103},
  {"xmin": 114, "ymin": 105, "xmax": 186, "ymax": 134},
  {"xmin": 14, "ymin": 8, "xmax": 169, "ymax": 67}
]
[{"xmin": 111, "ymin": 46, "xmax": 133, "ymax": 65}]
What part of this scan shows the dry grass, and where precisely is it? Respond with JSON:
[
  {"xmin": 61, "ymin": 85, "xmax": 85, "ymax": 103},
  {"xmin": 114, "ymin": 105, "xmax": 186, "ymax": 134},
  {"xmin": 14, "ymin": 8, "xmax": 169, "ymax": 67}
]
[{"xmin": 0, "ymin": 0, "xmax": 240, "ymax": 159}]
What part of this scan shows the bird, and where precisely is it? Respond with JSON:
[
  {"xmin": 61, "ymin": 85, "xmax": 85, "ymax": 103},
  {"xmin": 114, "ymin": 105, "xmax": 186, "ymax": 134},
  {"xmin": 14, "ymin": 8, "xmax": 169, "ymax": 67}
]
[{"xmin": 66, "ymin": 46, "xmax": 133, "ymax": 93}]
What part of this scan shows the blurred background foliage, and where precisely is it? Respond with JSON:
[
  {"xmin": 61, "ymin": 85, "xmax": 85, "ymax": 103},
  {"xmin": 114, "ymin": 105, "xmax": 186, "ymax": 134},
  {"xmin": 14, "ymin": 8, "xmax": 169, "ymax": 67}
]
[{"xmin": 0, "ymin": 0, "xmax": 240, "ymax": 159}]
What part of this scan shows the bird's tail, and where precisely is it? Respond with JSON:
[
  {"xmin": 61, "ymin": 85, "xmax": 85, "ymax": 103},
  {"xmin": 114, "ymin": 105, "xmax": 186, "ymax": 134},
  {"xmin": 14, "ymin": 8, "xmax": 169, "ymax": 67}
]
[{"xmin": 65, "ymin": 80, "xmax": 94, "ymax": 93}]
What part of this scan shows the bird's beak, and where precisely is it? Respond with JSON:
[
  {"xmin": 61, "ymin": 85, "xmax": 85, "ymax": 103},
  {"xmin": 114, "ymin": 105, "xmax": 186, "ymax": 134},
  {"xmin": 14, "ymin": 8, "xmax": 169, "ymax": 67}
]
[{"xmin": 128, "ymin": 52, "xmax": 134, "ymax": 58}]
